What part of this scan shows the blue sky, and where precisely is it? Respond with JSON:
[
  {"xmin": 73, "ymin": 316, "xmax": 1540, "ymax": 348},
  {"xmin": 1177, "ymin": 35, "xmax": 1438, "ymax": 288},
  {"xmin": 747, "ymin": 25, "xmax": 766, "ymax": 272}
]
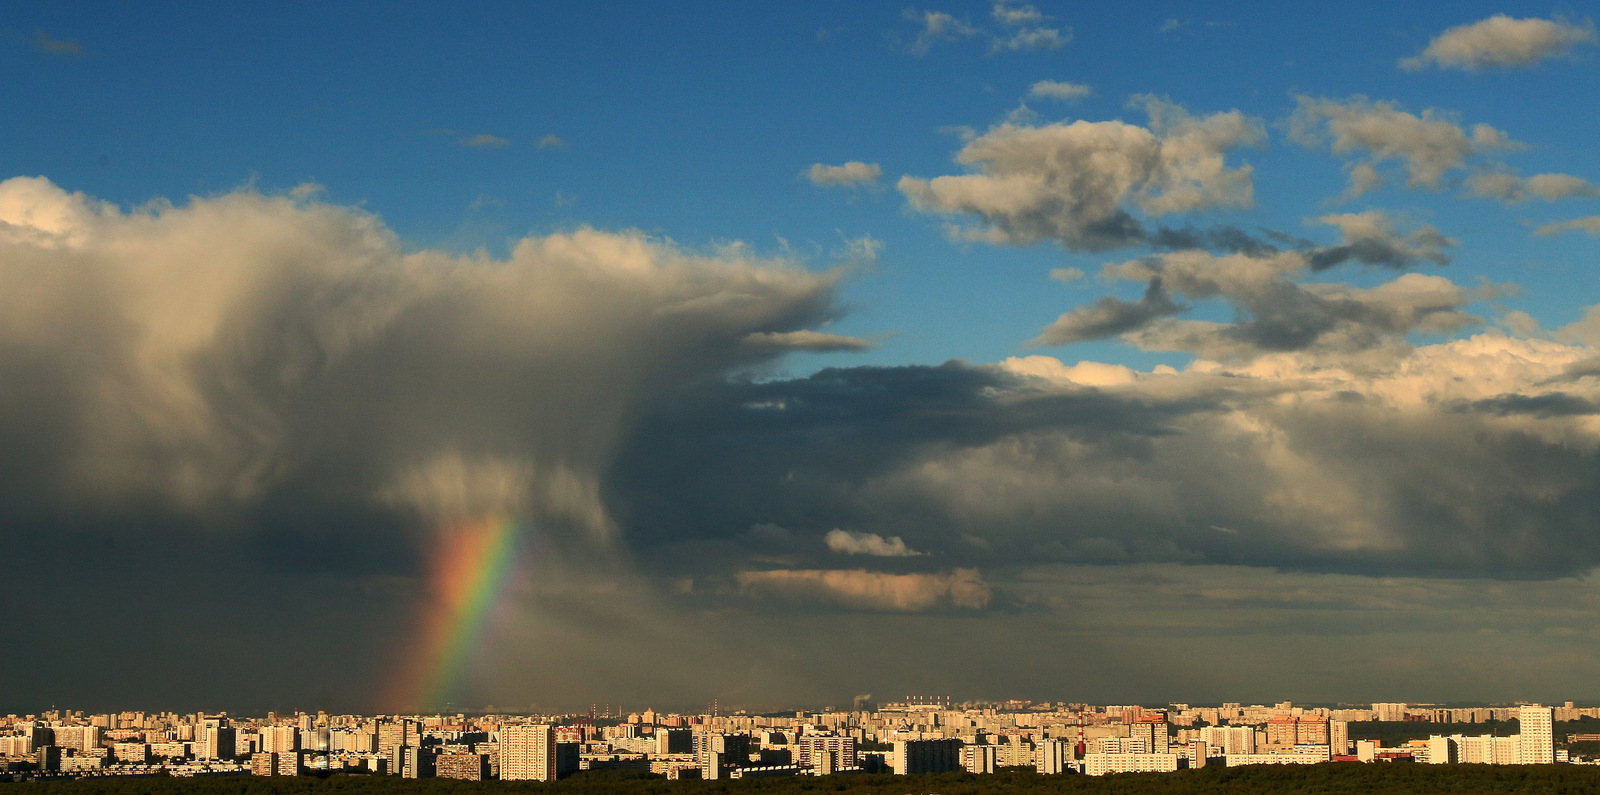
[
  {"xmin": 10, "ymin": 0, "xmax": 1597, "ymax": 372},
  {"xmin": 6, "ymin": 2, "xmax": 1600, "ymax": 713}
]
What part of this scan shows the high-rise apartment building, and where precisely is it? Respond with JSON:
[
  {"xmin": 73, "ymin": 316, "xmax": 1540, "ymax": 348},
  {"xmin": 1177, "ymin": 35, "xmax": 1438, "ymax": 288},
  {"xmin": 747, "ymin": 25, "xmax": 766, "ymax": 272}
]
[
  {"xmin": 401, "ymin": 746, "xmax": 436, "ymax": 778},
  {"xmin": 260, "ymin": 725, "xmax": 299, "ymax": 753},
  {"xmin": 435, "ymin": 753, "xmax": 490, "ymax": 781},
  {"xmin": 891, "ymin": 739, "xmax": 961, "ymax": 775},
  {"xmin": 1329, "ymin": 720, "xmax": 1349, "ymax": 754},
  {"xmin": 655, "ymin": 728, "xmax": 691, "ymax": 755},
  {"xmin": 1518, "ymin": 705, "xmax": 1553, "ymax": 765},
  {"xmin": 1295, "ymin": 715, "xmax": 1329, "ymax": 745},
  {"xmin": 377, "ymin": 719, "xmax": 419, "ymax": 756},
  {"xmin": 1372, "ymin": 703, "xmax": 1408, "ymax": 722},
  {"xmin": 1265, "ymin": 715, "xmax": 1298, "ymax": 746},
  {"xmin": 961, "ymin": 744, "xmax": 996, "ymax": 774},
  {"xmin": 1128, "ymin": 717, "xmax": 1169, "ymax": 753},
  {"xmin": 794, "ymin": 736, "xmax": 855, "ymax": 770},
  {"xmin": 1198, "ymin": 725, "xmax": 1254, "ymax": 755},
  {"xmin": 501, "ymin": 724, "xmax": 556, "ymax": 781},
  {"xmin": 1035, "ymin": 739, "xmax": 1070, "ymax": 774},
  {"xmin": 199, "ymin": 718, "xmax": 235, "ymax": 760}
]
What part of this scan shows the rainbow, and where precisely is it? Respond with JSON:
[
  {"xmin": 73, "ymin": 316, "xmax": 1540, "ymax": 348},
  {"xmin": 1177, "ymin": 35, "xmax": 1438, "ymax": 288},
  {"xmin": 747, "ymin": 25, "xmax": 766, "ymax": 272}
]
[{"xmin": 388, "ymin": 515, "xmax": 525, "ymax": 712}]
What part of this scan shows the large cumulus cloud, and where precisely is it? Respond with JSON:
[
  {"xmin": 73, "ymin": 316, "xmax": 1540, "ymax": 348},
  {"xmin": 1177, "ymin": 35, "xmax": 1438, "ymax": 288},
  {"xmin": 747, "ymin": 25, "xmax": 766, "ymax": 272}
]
[{"xmin": 0, "ymin": 176, "xmax": 856, "ymax": 545}]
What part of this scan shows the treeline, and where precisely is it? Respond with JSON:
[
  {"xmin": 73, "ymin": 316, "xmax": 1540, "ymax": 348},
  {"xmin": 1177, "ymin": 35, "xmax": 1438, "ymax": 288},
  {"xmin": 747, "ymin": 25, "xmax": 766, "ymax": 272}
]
[{"xmin": 11, "ymin": 765, "xmax": 1600, "ymax": 795}]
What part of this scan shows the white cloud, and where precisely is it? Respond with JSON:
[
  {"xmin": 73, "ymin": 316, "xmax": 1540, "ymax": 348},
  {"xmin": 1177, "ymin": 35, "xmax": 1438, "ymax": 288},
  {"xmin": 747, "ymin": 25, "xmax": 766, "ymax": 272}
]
[
  {"xmin": 994, "ymin": 26, "xmax": 1069, "ymax": 52},
  {"xmin": 737, "ymin": 568, "xmax": 989, "ymax": 611},
  {"xmin": 824, "ymin": 528, "xmax": 921, "ymax": 556},
  {"xmin": 991, "ymin": 2, "xmax": 1043, "ymax": 26},
  {"xmin": 1535, "ymin": 216, "xmax": 1600, "ymax": 237},
  {"xmin": 1467, "ymin": 170, "xmax": 1599, "ymax": 203},
  {"xmin": 288, "ymin": 182, "xmax": 326, "ymax": 201},
  {"xmin": 1027, "ymin": 80, "xmax": 1091, "ymax": 102},
  {"xmin": 32, "ymin": 30, "xmax": 84, "ymax": 57},
  {"xmin": 903, "ymin": 10, "xmax": 981, "ymax": 56},
  {"xmin": 459, "ymin": 134, "xmax": 511, "ymax": 149},
  {"xmin": 806, "ymin": 161, "xmax": 882, "ymax": 188},
  {"xmin": 900, "ymin": 99, "xmax": 1262, "ymax": 250},
  {"xmin": 0, "ymin": 176, "xmax": 115, "ymax": 248},
  {"xmin": 1290, "ymin": 95, "xmax": 1518, "ymax": 195},
  {"xmin": 901, "ymin": 5, "xmax": 1067, "ymax": 55},
  {"xmin": 1401, "ymin": 15, "xmax": 1596, "ymax": 71},
  {"xmin": 536, "ymin": 135, "xmax": 568, "ymax": 150},
  {"xmin": 1049, "ymin": 266, "xmax": 1085, "ymax": 284},
  {"xmin": 989, "ymin": 3, "xmax": 1068, "ymax": 52}
]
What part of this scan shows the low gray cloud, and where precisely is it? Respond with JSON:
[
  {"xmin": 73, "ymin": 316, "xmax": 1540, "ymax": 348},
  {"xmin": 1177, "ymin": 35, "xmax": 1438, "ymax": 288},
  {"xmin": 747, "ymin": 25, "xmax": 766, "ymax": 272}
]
[
  {"xmin": 1036, "ymin": 211, "xmax": 1465, "ymax": 360},
  {"xmin": 1307, "ymin": 211, "xmax": 1453, "ymax": 270},
  {"xmin": 1031, "ymin": 277, "xmax": 1187, "ymax": 345},
  {"xmin": 1401, "ymin": 15, "xmax": 1596, "ymax": 71},
  {"xmin": 738, "ymin": 567, "xmax": 989, "ymax": 612},
  {"xmin": 825, "ymin": 528, "xmax": 922, "ymax": 557}
]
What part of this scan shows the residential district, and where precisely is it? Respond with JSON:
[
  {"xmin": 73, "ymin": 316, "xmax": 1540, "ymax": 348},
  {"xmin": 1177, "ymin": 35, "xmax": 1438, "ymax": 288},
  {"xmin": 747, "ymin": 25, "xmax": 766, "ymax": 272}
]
[{"xmin": 0, "ymin": 699, "xmax": 1592, "ymax": 782}]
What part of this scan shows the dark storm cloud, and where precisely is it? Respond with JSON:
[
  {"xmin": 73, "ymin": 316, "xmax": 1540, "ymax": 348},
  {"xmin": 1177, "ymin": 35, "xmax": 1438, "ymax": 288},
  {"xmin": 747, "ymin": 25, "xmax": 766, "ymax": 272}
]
[
  {"xmin": 606, "ymin": 333, "xmax": 1600, "ymax": 582},
  {"xmin": 1466, "ymin": 392, "xmax": 1600, "ymax": 417}
]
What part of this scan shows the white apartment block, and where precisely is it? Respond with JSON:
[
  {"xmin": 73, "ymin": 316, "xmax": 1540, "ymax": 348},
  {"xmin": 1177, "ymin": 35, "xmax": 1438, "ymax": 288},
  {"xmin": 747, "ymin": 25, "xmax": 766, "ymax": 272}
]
[
  {"xmin": 500, "ymin": 724, "xmax": 556, "ymax": 781},
  {"xmin": 1198, "ymin": 725, "xmax": 1255, "ymax": 755},
  {"xmin": 1518, "ymin": 705, "xmax": 1553, "ymax": 765},
  {"xmin": 1083, "ymin": 753, "xmax": 1179, "ymax": 776},
  {"xmin": 1035, "ymin": 738, "xmax": 1070, "ymax": 775}
]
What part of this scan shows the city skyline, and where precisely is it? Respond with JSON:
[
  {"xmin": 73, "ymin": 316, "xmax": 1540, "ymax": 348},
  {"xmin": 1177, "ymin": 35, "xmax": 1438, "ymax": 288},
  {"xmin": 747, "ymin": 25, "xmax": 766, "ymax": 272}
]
[
  {"xmin": 5, "ymin": 1, "xmax": 1600, "ymax": 714},
  {"xmin": 0, "ymin": 699, "xmax": 1582, "ymax": 780}
]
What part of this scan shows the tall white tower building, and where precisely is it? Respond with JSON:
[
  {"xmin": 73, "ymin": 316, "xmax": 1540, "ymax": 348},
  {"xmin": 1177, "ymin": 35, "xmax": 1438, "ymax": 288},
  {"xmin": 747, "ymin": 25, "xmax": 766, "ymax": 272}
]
[
  {"xmin": 501, "ymin": 724, "xmax": 556, "ymax": 781},
  {"xmin": 1517, "ymin": 705, "xmax": 1553, "ymax": 765}
]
